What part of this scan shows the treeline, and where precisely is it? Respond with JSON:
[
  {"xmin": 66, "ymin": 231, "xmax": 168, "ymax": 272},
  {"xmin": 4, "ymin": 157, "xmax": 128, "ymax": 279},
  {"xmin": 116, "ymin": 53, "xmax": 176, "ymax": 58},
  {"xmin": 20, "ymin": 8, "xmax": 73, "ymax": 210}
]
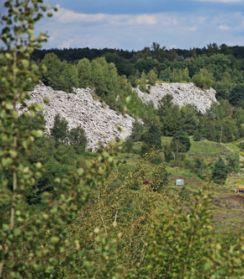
[
  {"xmin": 41, "ymin": 53, "xmax": 157, "ymax": 121},
  {"xmin": 40, "ymin": 52, "xmax": 244, "ymax": 144},
  {"xmin": 36, "ymin": 43, "xmax": 244, "ymax": 107},
  {"xmin": 33, "ymin": 43, "xmax": 244, "ymax": 63}
]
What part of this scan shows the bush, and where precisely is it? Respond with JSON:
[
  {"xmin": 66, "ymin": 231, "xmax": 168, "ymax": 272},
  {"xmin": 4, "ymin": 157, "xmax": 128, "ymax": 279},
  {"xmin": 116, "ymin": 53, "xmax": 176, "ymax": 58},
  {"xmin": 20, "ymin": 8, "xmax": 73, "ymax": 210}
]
[
  {"xmin": 150, "ymin": 165, "xmax": 168, "ymax": 192},
  {"xmin": 229, "ymin": 83, "xmax": 244, "ymax": 108},
  {"xmin": 144, "ymin": 150, "xmax": 164, "ymax": 165},
  {"xmin": 170, "ymin": 67, "xmax": 190, "ymax": 82},
  {"xmin": 193, "ymin": 68, "xmax": 214, "ymax": 89},
  {"xmin": 192, "ymin": 158, "xmax": 208, "ymax": 179},
  {"xmin": 69, "ymin": 127, "xmax": 87, "ymax": 152},
  {"xmin": 140, "ymin": 143, "xmax": 150, "ymax": 156},
  {"xmin": 42, "ymin": 53, "xmax": 79, "ymax": 91},
  {"xmin": 147, "ymin": 69, "xmax": 158, "ymax": 85},
  {"xmin": 130, "ymin": 121, "xmax": 145, "ymax": 142},
  {"xmin": 143, "ymin": 124, "xmax": 162, "ymax": 149},
  {"xmin": 170, "ymin": 132, "xmax": 191, "ymax": 154},
  {"xmin": 212, "ymin": 158, "xmax": 229, "ymax": 184},
  {"xmin": 163, "ymin": 144, "xmax": 175, "ymax": 162},
  {"xmin": 51, "ymin": 114, "xmax": 69, "ymax": 144},
  {"xmin": 238, "ymin": 141, "xmax": 244, "ymax": 150},
  {"xmin": 226, "ymin": 154, "xmax": 240, "ymax": 173}
]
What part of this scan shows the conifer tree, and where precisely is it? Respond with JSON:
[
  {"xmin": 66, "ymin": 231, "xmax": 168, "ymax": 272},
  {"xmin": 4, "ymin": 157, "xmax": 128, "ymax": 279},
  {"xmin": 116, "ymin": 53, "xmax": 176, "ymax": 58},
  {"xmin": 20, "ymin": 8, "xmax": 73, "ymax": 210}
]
[{"xmin": 212, "ymin": 158, "xmax": 229, "ymax": 184}]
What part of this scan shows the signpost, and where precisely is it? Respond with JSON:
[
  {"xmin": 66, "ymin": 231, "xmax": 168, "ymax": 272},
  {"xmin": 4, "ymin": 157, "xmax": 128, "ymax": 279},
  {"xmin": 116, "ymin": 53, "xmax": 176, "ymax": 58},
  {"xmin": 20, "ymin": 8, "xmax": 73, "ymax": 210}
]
[{"xmin": 176, "ymin": 179, "xmax": 185, "ymax": 186}]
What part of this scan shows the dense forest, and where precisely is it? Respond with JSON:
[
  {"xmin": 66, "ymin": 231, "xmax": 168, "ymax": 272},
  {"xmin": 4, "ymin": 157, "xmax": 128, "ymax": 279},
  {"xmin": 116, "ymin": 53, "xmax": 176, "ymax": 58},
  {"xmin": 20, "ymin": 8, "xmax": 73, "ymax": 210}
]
[
  {"xmin": 36, "ymin": 45, "xmax": 244, "ymax": 145},
  {"xmin": 0, "ymin": 1, "xmax": 244, "ymax": 278},
  {"xmin": 33, "ymin": 43, "xmax": 244, "ymax": 106}
]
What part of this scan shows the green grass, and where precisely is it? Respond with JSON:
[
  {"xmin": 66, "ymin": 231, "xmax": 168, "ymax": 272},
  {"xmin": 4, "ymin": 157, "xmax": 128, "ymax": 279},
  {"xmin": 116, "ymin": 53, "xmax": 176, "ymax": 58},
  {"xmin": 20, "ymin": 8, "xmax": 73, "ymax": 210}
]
[
  {"xmin": 161, "ymin": 136, "xmax": 232, "ymax": 159},
  {"xmin": 119, "ymin": 138, "xmax": 244, "ymax": 233},
  {"xmin": 188, "ymin": 139, "xmax": 231, "ymax": 157},
  {"xmin": 223, "ymin": 139, "xmax": 244, "ymax": 162}
]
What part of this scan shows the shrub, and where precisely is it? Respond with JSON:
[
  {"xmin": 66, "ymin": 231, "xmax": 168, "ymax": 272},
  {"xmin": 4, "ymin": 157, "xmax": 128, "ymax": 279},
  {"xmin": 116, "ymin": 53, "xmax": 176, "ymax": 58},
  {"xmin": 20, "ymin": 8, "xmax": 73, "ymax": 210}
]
[
  {"xmin": 42, "ymin": 54, "xmax": 79, "ymax": 91},
  {"xmin": 144, "ymin": 150, "xmax": 164, "ymax": 165},
  {"xmin": 130, "ymin": 121, "xmax": 145, "ymax": 142},
  {"xmin": 193, "ymin": 68, "xmax": 214, "ymax": 89},
  {"xmin": 51, "ymin": 114, "xmax": 69, "ymax": 144},
  {"xmin": 163, "ymin": 144, "xmax": 175, "ymax": 162},
  {"xmin": 69, "ymin": 127, "xmax": 87, "ymax": 152},
  {"xmin": 226, "ymin": 154, "xmax": 240, "ymax": 173},
  {"xmin": 170, "ymin": 67, "xmax": 190, "ymax": 82},
  {"xmin": 192, "ymin": 158, "xmax": 208, "ymax": 179},
  {"xmin": 170, "ymin": 132, "xmax": 191, "ymax": 154},
  {"xmin": 143, "ymin": 124, "xmax": 162, "ymax": 149},
  {"xmin": 238, "ymin": 141, "xmax": 244, "ymax": 150},
  {"xmin": 150, "ymin": 165, "xmax": 168, "ymax": 192},
  {"xmin": 212, "ymin": 158, "xmax": 229, "ymax": 184},
  {"xmin": 147, "ymin": 69, "xmax": 158, "ymax": 85}
]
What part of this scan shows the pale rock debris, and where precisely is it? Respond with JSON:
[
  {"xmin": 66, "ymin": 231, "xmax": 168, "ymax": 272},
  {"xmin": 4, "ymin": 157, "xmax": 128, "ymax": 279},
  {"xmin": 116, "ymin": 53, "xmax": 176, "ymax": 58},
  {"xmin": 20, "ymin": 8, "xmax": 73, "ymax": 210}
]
[
  {"xmin": 27, "ymin": 84, "xmax": 135, "ymax": 150},
  {"xmin": 135, "ymin": 82, "xmax": 217, "ymax": 113}
]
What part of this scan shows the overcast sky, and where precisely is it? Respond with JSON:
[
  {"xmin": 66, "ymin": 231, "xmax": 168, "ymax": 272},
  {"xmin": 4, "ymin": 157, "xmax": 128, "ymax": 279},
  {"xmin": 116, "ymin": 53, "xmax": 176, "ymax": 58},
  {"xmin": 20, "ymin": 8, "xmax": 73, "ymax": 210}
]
[{"xmin": 2, "ymin": 0, "xmax": 244, "ymax": 50}]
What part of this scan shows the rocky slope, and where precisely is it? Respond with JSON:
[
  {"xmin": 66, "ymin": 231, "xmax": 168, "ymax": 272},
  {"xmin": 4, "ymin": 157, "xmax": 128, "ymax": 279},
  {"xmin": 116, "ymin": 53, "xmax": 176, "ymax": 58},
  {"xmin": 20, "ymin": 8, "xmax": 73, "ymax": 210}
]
[
  {"xmin": 26, "ymin": 83, "xmax": 217, "ymax": 150},
  {"xmin": 135, "ymin": 82, "xmax": 217, "ymax": 113},
  {"xmin": 27, "ymin": 84, "xmax": 134, "ymax": 150}
]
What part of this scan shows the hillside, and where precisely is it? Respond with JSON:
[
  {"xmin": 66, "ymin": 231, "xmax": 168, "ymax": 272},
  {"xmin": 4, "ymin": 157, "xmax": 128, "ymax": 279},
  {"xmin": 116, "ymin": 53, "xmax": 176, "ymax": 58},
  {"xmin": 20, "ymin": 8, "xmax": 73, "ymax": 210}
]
[
  {"xmin": 27, "ymin": 82, "xmax": 219, "ymax": 150},
  {"xmin": 27, "ymin": 84, "xmax": 135, "ymax": 150}
]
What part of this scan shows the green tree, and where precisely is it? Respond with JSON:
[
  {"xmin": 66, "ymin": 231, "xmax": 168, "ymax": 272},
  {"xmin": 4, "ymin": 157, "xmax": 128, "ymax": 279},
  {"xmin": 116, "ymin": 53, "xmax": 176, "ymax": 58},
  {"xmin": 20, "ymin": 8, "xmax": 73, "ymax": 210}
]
[
  {"xmin": 229, "ymin": 83, "xmax": 244, "ymax": 108},
  {"xmin": 193, "ymin": 68, "xmax": 214, "ymax": 89},
  {"xmin": 170, "ymin": 67, "xmax": 190, "ymax": 82},
  {"xmin": 0, "ymin": 0, "xmax": 54, "ymax": 276},
  {"xmin": 192, "ymin": 158, "xmax": 207, "ymax": 179},
  {"xmin": 238, "ymin": 141, "xmax": 244, "ymax": 150},
  {"xmin": 69, "ymin": 127, "xmax": 87, "ymax": 152},
  {"xmin": 130, "ymin": 121, "xmax": 145, "ymax": 142},
  {"xmin": 42, "ymin": 53, "xmax": 79, "ymax": 91},
  {"xmin": 212, "ymin": 158, "xmax": 229, "ymax": 184},
  {"xmin": 51, "ymin": 114, "xmax": 69, "ymax": 144},
  {"xmin": 41, "ymin": 53, "xmax": 63, "ymax": 89},
  {"xmin": 163, "ymin": 144, "xmax": 175, "ymax": 162},
  {"xmin": 226, "ymin": 154, "xmax": 240, "ymax": 174},
  {"xmin": 158, "ymin": 95, "xmax": 182, "ymax": 136},
  {"xmin": 59, "ymin": 61, "xmax": 79, "ymax": 91},
  {"xmin": 215, "ymin": 71, "xmax": 233, "ymax": 99},
  {"xmin": 180, "ymin": 105, "xmax": 199, "ymax": 135},
  {"xmin": 138, "ymin": 71, "xmax": 148, "ymax": 92},
  {"xmin": 91, "ymin": 57, "xmax": 108, "ymax": 97},
  {"xmin": 143, "ymin": 124, "xmax": 162, "ymax": 150},
  {"xmin": 147, "ymin": 69, "xmax": 158, "ymax": 85},
  {"xmin": 159, "ymin": 67, "xmax": 171, "ymax": 81},
  {"xmin": 77, "ymin": 58, "xmax": 92, "ymax": 88},
  {"xmin": 198, "ymin": 101, "xmax": 239, "ymax": 143},
  {"xmin": 170, "ymin": 131, "xmax": 191, "ymax": 154},
  {"xmin": 234, "ymin": 107, "xmax": 244, "ymax": 137},
  {"xmin": 150, "ymin": 165, "xmax": 168, "ymax": 192}
]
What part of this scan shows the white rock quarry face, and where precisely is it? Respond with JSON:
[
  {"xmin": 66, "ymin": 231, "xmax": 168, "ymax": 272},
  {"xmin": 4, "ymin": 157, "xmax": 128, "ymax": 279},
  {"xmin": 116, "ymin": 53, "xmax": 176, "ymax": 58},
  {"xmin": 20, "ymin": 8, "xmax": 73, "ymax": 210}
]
[
  {"xmin": 135, "ymin": 82, "xmax": 217, "ymax": 113},
  {"xmin": 28, "ymin": 85, "xmax": 134, "ymax": 150}
]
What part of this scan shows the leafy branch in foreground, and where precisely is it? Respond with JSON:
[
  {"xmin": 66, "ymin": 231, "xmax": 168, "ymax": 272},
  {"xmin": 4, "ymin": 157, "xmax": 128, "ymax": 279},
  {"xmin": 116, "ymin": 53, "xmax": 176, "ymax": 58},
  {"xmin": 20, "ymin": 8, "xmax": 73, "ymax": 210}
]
[{"xmin": 0, "ymin": 0, "xmax": 53, "ymax": 276}]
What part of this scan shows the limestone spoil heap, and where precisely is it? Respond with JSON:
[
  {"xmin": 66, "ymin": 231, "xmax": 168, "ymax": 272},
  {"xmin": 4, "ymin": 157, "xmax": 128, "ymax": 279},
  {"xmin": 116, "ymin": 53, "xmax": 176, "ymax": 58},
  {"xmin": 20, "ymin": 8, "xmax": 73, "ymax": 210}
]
[
  {"xmin": 27, "ymin": 84, "xmax": 134, "ymax": 150},
  {"xmin": 135, "ymin": 82, "xmax": 217, "ymax": 113}
]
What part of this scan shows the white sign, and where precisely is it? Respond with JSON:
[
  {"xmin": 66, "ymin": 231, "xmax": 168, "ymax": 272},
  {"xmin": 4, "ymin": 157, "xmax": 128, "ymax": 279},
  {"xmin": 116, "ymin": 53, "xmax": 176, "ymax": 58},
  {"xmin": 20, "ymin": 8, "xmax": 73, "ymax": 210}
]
[{"xmin": 176, "ymin": 179, "xmax": 184, "ymax": 186}]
